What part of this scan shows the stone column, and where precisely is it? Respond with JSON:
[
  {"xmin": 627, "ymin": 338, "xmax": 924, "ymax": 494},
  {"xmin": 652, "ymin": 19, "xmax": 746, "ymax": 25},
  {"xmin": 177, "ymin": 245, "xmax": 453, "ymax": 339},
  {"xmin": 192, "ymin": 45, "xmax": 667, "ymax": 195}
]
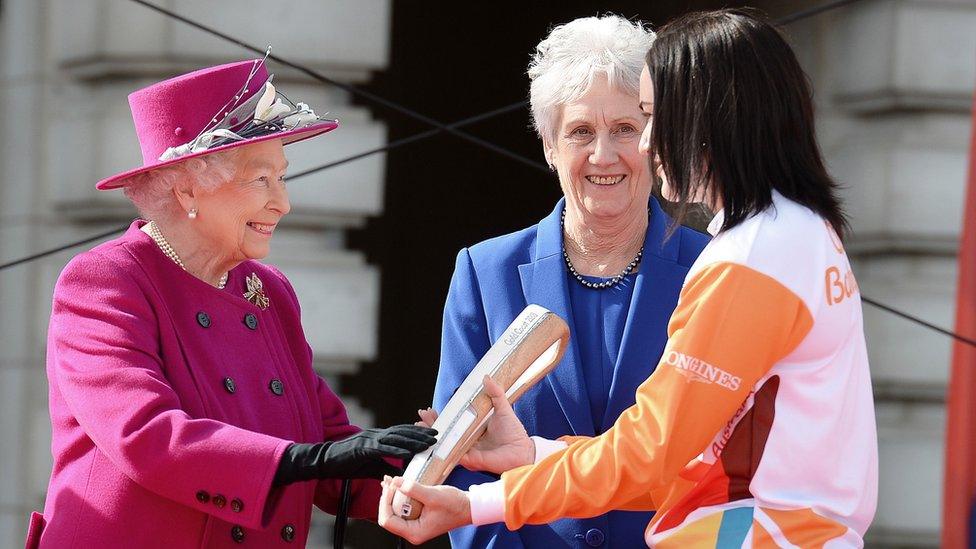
[{"xmin": 0, "ymin": 0, "xmax": 51, "ymax": 544}]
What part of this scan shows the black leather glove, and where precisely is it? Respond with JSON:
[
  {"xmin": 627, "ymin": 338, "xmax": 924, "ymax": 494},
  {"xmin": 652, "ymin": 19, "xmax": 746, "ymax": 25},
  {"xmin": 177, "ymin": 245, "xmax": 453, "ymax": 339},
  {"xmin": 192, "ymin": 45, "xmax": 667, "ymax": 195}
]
[{"xmin": 273, "ymin": 425, "xmax": 438, "ymax": 485}]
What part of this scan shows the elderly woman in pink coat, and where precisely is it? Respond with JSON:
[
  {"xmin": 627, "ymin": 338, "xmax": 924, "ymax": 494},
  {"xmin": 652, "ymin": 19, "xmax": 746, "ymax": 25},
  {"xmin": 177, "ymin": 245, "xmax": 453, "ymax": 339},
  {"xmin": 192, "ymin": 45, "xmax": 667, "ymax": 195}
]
[{"xmin": 26, "ymin": 58, "xmax": 436, "ymax": 548}]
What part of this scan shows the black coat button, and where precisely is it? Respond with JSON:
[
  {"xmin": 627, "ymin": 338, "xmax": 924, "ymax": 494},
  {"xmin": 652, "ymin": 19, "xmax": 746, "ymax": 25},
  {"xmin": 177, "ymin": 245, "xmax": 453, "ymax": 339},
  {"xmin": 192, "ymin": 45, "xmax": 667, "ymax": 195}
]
[
  {"xmin": 223, "ymin": 377, "xmax": 236, "ymax": 394},
  {"xmin": 244, "ymin": 313, "xmax": 258, "ymax": 330},
  {"xmin": 281, "ymin": 524, "xmax": 296, "ymax": 542},
  {"xmin": 195, "ymin": 490, "xmax": 210, "ymax": 504},
  {"xmin": 196, "ymin": 311, "xmax": 211, "ymax": 328},
  {"xmin": 584, "ymin": 528, "xmax": 605, "ymax": 547},
  {"xmin": 269, "ymin": 379, "xmax": 284, "ymax": 396},
  {"xmin": 231, "ymin": 498, "xmax": 244, "ymax": 513},
  {"xmin": 231, "ymin": 525, "xmax": 245, "ymax": 544},
  {"xmin": 213, "ymin": 494, "xmax": 226, "ymax": 508}
]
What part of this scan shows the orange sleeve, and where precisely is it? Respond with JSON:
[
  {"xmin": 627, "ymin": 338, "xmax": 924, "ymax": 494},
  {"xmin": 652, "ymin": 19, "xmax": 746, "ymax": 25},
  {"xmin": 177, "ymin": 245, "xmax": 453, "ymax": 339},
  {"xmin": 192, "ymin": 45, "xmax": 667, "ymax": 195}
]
[
  {"xmin": 615, "ymin": 486, "xmax": 669, "ymax": 512},
  {"xmin": 556, "ymin": 435, "xmax": 591, "ymax": 446},
  {"xmin": 500, "ymin": 262, "xmax": 814, "ymax": 529}
]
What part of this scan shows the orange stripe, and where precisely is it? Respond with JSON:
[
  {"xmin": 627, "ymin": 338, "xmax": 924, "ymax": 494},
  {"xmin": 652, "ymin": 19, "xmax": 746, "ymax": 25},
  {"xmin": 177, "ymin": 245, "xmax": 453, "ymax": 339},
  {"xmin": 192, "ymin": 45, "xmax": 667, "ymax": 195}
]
[
  {"xmin": 946, "ymin": 86, "xmax": 976, "ymax": 549},
  {"xmin": 762, "ymin": 507, "xmax": 848, "ymax": 548},
  {"xmin": 752, "ymin": 520, "xmax": 776, "ymax": 547}
]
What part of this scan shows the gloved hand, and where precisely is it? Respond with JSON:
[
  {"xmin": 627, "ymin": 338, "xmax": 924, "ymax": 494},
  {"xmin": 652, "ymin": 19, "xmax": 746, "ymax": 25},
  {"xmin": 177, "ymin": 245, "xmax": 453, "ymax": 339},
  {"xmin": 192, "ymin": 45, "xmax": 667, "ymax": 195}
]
[{"xmin": 273, "ymin": 425, "xmax": 438, "ymax": 485}]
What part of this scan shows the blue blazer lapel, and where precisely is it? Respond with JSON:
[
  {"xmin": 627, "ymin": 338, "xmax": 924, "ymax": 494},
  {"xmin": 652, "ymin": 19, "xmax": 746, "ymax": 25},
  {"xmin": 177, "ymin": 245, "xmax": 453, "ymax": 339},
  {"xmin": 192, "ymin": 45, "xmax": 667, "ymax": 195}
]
[
  {"xmin": 600, "ymin": 198, "xmax": 684, "ymax": 431},
  {"xmin": 518, "ymin": 199, "xmax": 596, "ymax": 436}
]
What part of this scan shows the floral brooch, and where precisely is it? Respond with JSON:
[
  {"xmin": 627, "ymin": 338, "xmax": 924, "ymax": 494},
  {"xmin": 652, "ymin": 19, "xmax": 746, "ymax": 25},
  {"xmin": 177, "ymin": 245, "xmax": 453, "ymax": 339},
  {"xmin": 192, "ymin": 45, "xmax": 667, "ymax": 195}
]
[{"xmin": 244, "ymin": 273, "xmax": 270, "ymax": 310}]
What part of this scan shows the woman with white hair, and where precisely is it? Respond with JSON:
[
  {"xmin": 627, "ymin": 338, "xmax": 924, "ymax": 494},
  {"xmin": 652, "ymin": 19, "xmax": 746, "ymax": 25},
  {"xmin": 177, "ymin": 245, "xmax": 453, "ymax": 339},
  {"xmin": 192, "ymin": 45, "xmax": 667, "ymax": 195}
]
[
  {"xmin": 28, "ymin": 58, "xmax": 436, "ymax": 548},
  {"xmin": 426, "ymin": 15, "xmax": 708, "ymax": 548}
]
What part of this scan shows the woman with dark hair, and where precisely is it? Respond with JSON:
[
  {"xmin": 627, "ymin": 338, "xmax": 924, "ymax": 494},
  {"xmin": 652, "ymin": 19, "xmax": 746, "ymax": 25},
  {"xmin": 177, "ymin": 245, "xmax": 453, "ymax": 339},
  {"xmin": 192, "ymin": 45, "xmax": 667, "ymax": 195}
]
[{"xmin": 378, "ymin": 8, "xmax": 877, "ymax": 548}]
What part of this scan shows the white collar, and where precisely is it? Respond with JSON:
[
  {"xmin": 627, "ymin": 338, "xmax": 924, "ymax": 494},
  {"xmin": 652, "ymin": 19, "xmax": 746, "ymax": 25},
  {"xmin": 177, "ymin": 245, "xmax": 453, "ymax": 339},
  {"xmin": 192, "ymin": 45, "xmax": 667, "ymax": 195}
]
[
  {"xmin": 706, "ymin": 190, "xmax": 787, "ymax": 235},
  {"xmin": 706, "ymin": 208, "xmax": 725, "ymax": 236}
]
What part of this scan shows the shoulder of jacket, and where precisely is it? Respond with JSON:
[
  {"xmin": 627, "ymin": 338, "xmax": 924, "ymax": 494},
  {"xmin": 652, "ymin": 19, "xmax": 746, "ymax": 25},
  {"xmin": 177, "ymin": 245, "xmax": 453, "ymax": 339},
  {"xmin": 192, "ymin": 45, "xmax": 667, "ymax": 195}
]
[
  {"xmin": 59, "ymin": 236, "xmax": 139, "ymax": 282},
  {"xmin": 466, "ymin": 224, "xmax": 539, "ymax": 267},
  {"xmin": 672, "ymin": 225, "xmax": 711, "ymax": 267}
]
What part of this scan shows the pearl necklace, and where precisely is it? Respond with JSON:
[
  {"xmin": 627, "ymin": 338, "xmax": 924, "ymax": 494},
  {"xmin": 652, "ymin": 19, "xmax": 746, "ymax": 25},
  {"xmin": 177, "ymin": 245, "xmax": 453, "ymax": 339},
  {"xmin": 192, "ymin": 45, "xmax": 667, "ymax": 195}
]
[
  {"xmin": 561, "ymin": 209, "xmax": 644, "ymax": 290},
  {"xmin": 147, "ymin": 221, "xmax": 228, "ymax": 289}
]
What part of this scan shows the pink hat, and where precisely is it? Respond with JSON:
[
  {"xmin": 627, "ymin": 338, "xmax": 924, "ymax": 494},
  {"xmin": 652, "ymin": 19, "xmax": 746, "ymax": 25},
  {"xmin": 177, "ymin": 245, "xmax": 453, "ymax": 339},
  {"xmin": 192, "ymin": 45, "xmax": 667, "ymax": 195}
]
[{"xmin": 96, "ymin": 57, "xmax": 338, "ymax": 190}]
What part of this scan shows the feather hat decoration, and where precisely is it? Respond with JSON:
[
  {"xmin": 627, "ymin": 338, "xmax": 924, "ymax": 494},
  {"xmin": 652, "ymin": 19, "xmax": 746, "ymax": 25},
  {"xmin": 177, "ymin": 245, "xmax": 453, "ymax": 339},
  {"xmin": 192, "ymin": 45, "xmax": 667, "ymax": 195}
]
[{"xmin": 96, "ymin": 49, "xmax": 337, "ymax": 190}]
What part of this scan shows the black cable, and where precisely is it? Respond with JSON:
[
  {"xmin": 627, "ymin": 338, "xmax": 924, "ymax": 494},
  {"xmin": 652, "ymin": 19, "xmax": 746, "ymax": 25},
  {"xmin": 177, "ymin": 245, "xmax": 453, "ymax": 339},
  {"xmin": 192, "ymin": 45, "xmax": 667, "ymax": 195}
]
[
  {"xmin": 8, "ymin": 0, "xmax": 867, "ymax": 274},
  {"xmin": 0, "ymin": 0, "xmax": 969, "ymax": 355},
  {"xmin": 861, "ymin": 296, "xmax": 976, "ymax": 348},
  {"xmin": 6, "ymin": 231, "xmax": 973, "ymax": 352},
  {"xmin": 127, "ymin": 0, "xmax": 870, "ymax": 187},
  {"xmin": 289, "ymin": 100, "xmax": 530, "ymax": 180},
  {"xmin": 774, "ymin": 0, "xmax": 867, "ymax": 25},
  {"xmin": 127, "ymin": 0, "xmax": 549, "ymax": 174},
  {"xmin": 0, "ymin": 99, "xmax": 528, "ymax": 272},
  {"xmin": 0, "ymin": 225, "xmax": 127, "ymax": 271}
]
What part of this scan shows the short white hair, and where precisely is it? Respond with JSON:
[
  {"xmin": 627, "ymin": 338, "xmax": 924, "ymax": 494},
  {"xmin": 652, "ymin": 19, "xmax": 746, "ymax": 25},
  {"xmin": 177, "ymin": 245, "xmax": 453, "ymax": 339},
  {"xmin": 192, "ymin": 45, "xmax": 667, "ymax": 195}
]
[
  {"xmin": 528, "ymin": 15, "xmax": 655, "ymax": 145},
  {"xmin": 123, "ymin": 148, "xmax": 241, "ymax": 222}
]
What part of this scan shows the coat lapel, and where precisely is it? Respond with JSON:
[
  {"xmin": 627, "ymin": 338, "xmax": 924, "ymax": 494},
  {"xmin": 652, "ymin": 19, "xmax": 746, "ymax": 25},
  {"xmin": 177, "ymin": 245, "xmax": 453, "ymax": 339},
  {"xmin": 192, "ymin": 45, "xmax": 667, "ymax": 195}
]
[
  {"xmin": 599, "ymin": 198, "xmax": 685, "ymax": 431},
  {"xmin": 517, "ymin": 199, "xmax": 595, "ymax": 436}
]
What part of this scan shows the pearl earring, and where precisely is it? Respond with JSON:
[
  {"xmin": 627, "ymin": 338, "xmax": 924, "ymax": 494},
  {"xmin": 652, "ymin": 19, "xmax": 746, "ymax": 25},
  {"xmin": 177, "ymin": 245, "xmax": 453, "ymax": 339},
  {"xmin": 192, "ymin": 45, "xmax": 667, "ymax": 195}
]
[{"xmin": 188, "ymin": 208, "xmax": 198, "ymax": 219}]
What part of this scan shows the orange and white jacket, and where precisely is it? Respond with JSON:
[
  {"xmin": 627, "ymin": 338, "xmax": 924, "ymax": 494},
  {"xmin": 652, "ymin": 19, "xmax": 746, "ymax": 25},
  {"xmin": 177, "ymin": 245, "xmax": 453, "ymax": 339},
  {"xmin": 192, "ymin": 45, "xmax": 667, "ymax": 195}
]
[{"xmin": 469, "ymin": 192, "xmax": 878, "ymax": 547}]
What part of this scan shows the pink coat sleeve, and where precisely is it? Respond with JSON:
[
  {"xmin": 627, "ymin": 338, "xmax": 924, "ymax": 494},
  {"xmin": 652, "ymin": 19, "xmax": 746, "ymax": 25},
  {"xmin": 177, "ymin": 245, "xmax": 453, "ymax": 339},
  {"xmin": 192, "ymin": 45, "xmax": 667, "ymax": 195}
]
[
  {"xmin": 49, "ymin": 252, "xmax": 292, "ymax": 530},
  {"xmin": 311, "ymin": 375, "xmax": 384, "ymax": 521},
  {"xmin": 265, "ymin": 265, "xmax": 384, "ymax": 521}
]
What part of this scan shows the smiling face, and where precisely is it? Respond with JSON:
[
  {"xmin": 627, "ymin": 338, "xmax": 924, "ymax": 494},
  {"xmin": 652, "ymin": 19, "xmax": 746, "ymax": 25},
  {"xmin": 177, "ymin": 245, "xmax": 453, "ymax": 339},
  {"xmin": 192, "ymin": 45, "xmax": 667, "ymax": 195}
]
[
  {"xmin": 190, "ymin": 139, "xmax": 290, "ymax": 263},
  {"xmin": 546, "ymin": 73, "xmax": 651, "ymax": 224}
]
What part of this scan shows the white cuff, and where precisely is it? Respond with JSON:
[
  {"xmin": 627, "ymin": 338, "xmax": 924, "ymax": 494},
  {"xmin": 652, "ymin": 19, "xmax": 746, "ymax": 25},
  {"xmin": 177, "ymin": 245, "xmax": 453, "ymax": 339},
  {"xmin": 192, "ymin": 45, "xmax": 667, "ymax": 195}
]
[
  {"xmin": 467, "ymin": 438, "xmax": 568, "ymax": 526},
  {"xmin": 468, "ymin": 480, "xmax": 506, "ymax": 526},
  {"xmin": 531, "ymin": 436, "xmax": 568, "ymax": 463}
]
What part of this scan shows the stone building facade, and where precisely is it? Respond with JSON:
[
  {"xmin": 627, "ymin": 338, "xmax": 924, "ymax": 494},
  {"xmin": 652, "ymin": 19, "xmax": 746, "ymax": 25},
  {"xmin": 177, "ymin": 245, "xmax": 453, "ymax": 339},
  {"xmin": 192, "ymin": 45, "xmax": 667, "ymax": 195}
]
[
  {"xmin": 0, "ymin": 1, "xmax": 973, "ymax": 547},
  {"xmin": 766, "ymin": 1, "xmax": 975, "ymax": 544}
]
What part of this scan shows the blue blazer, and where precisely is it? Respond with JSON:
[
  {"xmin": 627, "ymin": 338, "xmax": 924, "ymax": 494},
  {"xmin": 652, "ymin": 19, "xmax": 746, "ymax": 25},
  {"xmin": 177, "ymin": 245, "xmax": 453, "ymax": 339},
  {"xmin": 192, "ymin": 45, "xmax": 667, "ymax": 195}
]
[{"xmin": 433, "ymin": 198, "xmax": 708, "ymax": 548}]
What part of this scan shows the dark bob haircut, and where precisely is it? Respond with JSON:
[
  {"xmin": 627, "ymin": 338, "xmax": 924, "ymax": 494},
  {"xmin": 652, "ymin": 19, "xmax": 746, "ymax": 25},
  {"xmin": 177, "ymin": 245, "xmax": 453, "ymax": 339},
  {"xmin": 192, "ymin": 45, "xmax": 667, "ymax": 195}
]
[{"xmin": 646, "ymin": 8, "xmax": 848, "ymax": 237}]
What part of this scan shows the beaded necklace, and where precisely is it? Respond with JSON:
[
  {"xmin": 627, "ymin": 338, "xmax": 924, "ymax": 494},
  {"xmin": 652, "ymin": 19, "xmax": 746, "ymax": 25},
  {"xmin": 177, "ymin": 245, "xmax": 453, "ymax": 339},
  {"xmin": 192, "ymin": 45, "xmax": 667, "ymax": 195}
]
[{"xmin": 561, "ymin": 208, "xmax": 645, "ymax": 290}]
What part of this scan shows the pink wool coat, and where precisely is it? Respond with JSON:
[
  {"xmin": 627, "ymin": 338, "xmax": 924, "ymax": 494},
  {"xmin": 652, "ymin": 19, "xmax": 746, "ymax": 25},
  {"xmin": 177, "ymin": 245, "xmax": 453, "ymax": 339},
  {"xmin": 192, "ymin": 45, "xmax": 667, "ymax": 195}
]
[{"xmin": 34, "ymin": 221, "xmax": 381, "ymax": 548}]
